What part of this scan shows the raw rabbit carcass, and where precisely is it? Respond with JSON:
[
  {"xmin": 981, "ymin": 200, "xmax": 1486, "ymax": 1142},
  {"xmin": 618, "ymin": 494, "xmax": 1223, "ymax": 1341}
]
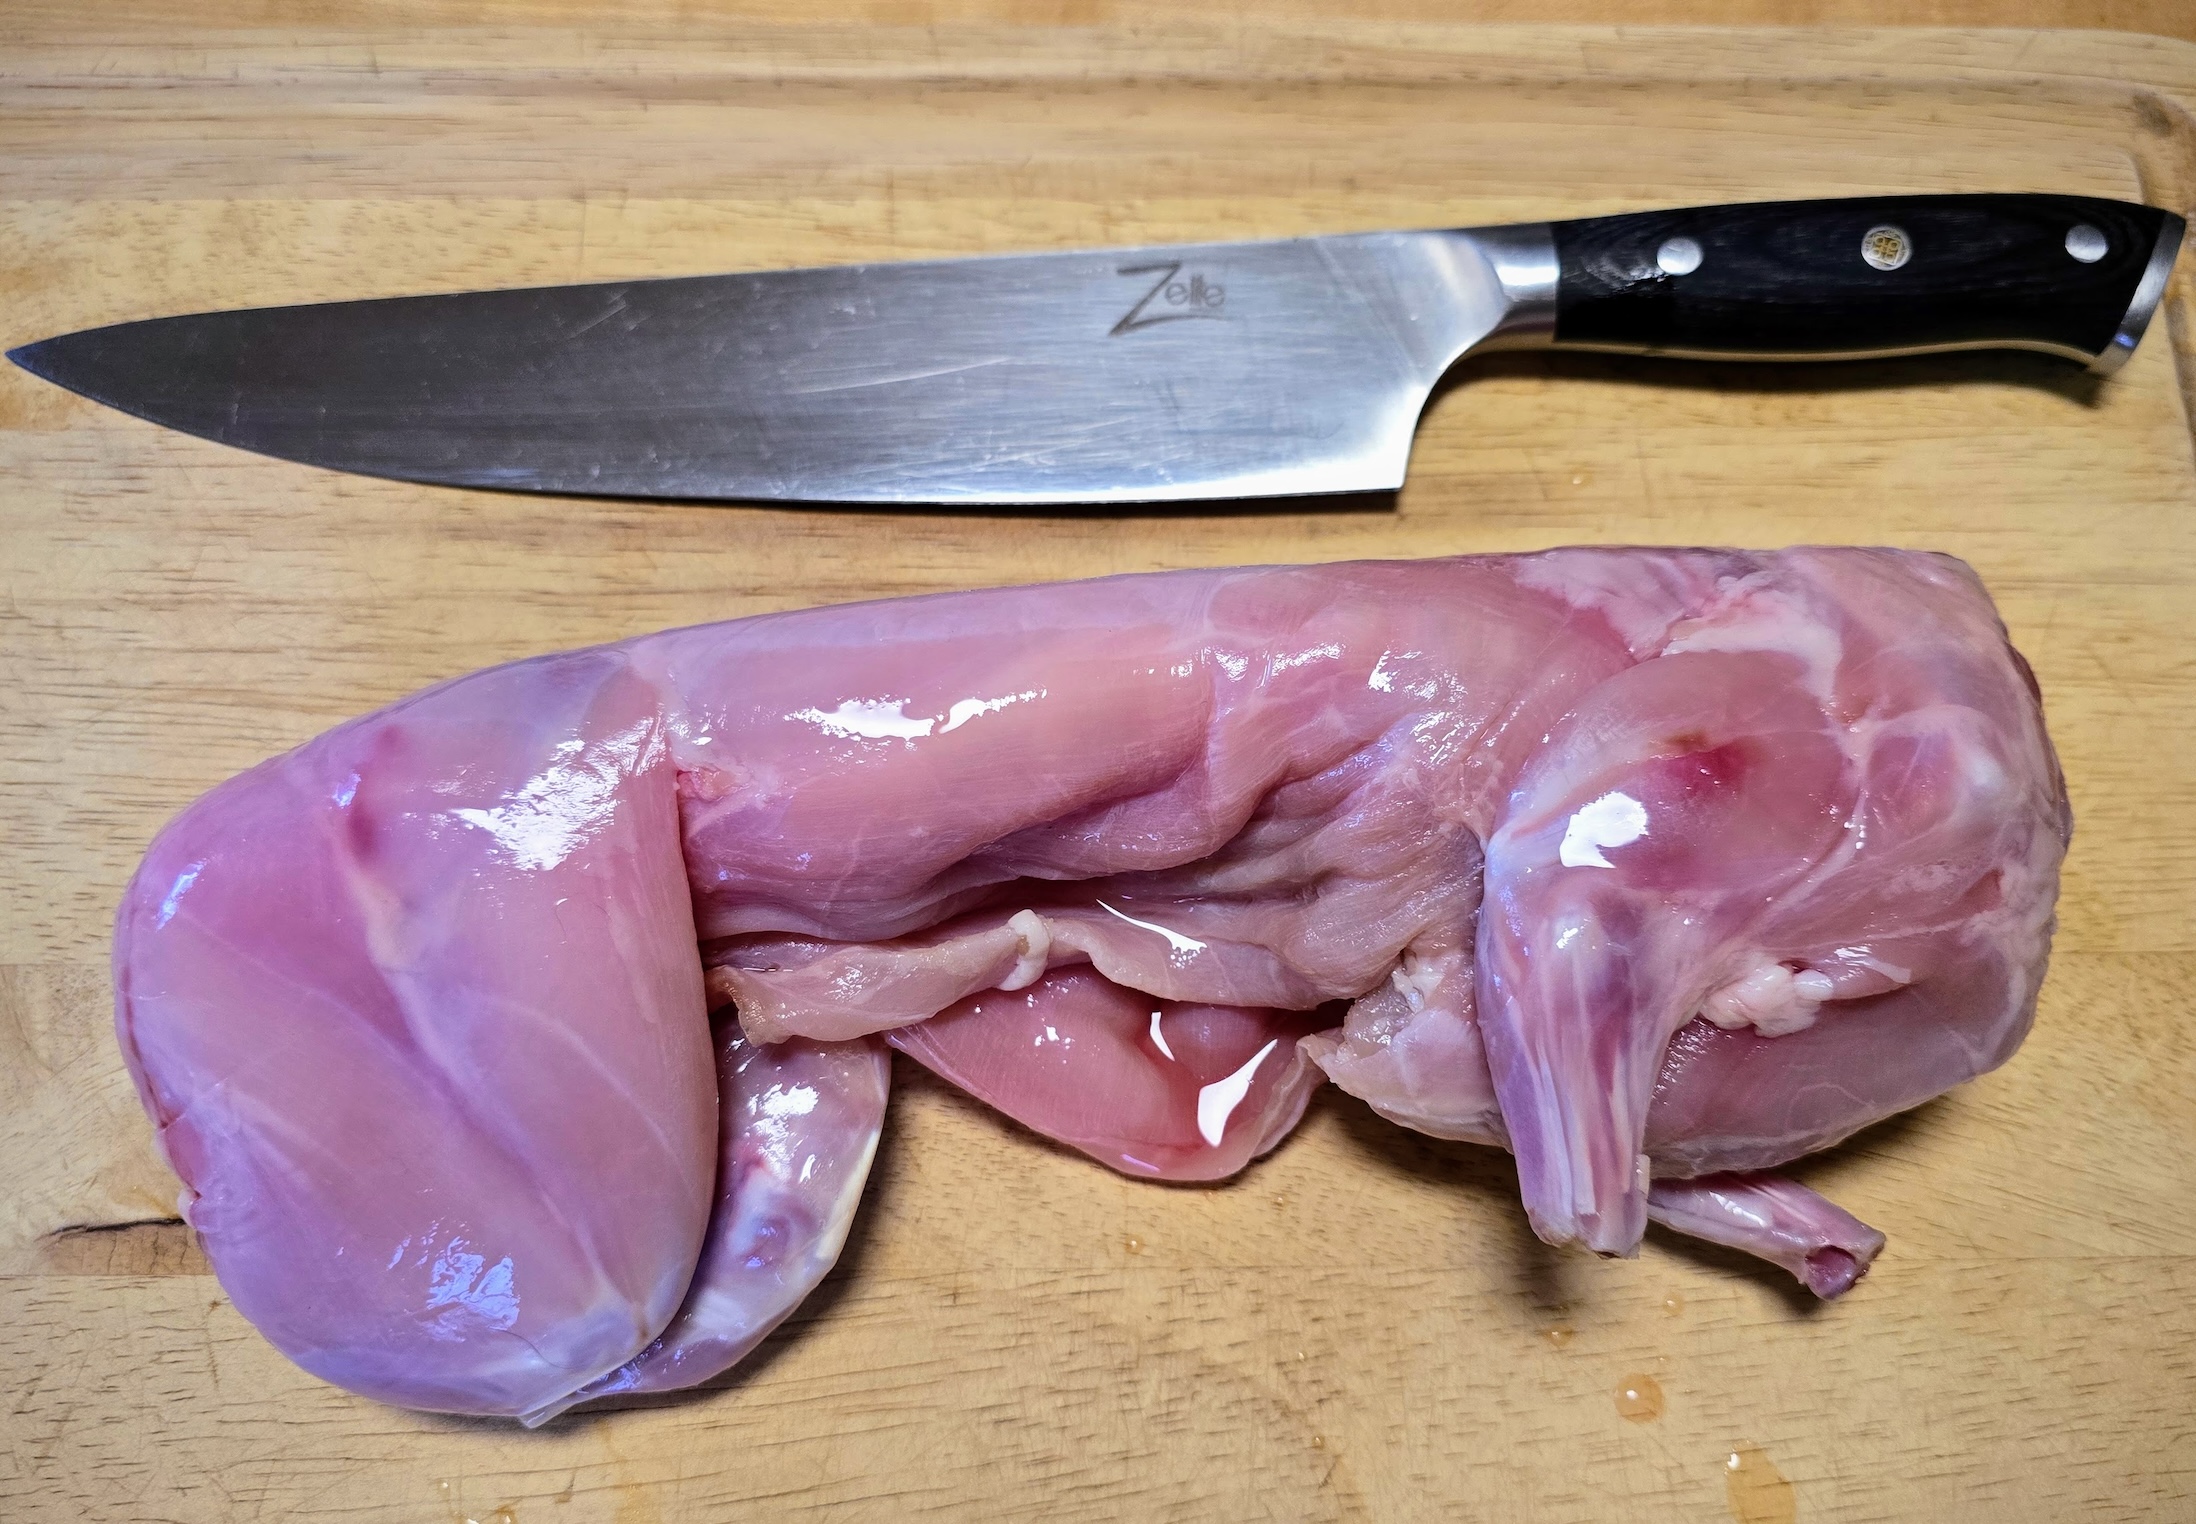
[{"xmin": 113, "ymin": 548, "xmax": 2066, "ymax": 1420}]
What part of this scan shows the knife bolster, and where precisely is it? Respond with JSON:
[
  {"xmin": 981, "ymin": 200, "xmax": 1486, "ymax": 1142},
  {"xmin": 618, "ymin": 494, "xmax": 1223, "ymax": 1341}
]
[{"xmin": 1456, "ymin": 223, "xmax": 1562, "ymax": 352}]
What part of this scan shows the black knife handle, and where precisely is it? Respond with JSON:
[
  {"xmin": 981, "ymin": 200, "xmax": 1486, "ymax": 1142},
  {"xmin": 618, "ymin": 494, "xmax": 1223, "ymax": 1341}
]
[{"xmin": 1549, "ymin": 195, "xmax": 2182, "ymax": 374}]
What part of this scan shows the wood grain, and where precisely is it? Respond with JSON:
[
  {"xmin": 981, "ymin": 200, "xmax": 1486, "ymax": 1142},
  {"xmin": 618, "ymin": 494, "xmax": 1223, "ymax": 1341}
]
[{"xmin": 4, "ymin": 21, "xmax": 2196, "ymax": 1523}]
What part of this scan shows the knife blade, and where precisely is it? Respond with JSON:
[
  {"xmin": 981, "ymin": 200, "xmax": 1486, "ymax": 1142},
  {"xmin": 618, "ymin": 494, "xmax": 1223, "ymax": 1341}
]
[{"xmin": 9, "ymin": 194, "xmax": 2182, "ymax": 506}]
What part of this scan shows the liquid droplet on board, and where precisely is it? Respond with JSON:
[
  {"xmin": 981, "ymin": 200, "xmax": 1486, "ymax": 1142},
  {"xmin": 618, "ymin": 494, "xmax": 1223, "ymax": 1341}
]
[
  {"xmin": 1725, "ymin": 1446, "xmax": 1796, "ymax": 1524},
  {"xmin": 1123, "ymin": 1235, "xmax": 1144, "ymax": 1255},
  {"xmin": 1662, "ymin": 1292, "xmax": 1685, "ymax": 1317},
  {"xmin": 1542, "ymin": 1325, "xmax": 1575, "ymax": 1348},
  {"xmin": 1310, "ymin": 1435, "xmax": 1325, "ymax": 1450},
  {"xmin": 1613, "ymin": 1373, "xmax": 1666, "ymax": 1422}
]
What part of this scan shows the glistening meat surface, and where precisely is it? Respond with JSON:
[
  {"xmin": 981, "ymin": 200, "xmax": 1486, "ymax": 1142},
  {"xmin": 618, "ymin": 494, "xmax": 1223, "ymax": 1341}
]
[{"xmin": 114, "ymin": 548, "xmax": 2067, "ymax": 1419}]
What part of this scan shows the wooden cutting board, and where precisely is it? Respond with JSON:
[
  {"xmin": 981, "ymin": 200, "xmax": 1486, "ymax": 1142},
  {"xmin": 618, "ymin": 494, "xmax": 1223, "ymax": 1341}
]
[{"xmin": 5, "ymin": 20, "xmax": 2195, "ymax": 1522}]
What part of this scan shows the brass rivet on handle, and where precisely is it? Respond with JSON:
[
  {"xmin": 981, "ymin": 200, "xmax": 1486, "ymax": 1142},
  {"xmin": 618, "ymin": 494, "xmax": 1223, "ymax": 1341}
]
[{"xmin": 1860, "ymin": 225, "xmax": 1913, "ymax": 271}]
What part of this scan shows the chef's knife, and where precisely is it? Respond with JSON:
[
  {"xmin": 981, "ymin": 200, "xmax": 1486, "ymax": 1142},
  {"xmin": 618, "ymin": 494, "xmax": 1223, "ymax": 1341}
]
[{"xmin": 9, "ymin": 194, "xmax": 2182, "ymax": 506}]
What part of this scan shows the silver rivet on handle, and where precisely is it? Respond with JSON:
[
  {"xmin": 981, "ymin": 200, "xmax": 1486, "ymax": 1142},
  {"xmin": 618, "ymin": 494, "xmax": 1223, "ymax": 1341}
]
[
  {"xmin": 2065, "ymin": 224, "xmax": 2108, "ymax": 263},
  {"xmin": 1655, "ymin": 236, "xmax": 1703, "ymax": 276}
]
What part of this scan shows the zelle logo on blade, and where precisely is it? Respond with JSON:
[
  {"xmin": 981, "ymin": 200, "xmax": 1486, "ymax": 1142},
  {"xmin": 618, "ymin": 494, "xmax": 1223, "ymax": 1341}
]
[{"xmin": 1111, "ymin": 261, "xmax": 1229, "ymax": 335}]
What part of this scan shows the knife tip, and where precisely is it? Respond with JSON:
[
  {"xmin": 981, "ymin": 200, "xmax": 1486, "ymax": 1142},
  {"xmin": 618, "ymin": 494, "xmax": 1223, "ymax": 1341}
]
[
  {"xmin": 7, "ymin": 339, "xmax": 56, "ymax": 378},
  {"xmin": 7, "ymin": 335, "xmax": 103, "ymax": 399}
]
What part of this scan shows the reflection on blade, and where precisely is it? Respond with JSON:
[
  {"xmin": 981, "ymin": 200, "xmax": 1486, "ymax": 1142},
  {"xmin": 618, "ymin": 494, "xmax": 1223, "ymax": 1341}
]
[{"xmin": 7, "ymin": 231, "xmax": 1518, "ymax": 504}]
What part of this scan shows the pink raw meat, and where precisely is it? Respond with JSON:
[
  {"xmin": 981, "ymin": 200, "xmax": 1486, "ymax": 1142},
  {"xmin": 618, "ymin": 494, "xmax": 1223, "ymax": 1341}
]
[
  {"xmin": 116, "ymin": 652, "xmax": 721, "ymax": 1416},
  {"xmin": 883, "ymin": 968, "xmax": 1333, "ymax": 1181},
  {"xmin": 1644, "ymin": 1173, "xmax": 1887, "ymax": 1297},
  {"xmin": 522, "ymin": 1022, "xmax": 888, "ymax": 1425},
  {"xmin": 113, "ymin": 548, "xmax": 2066, "ymax": 1418},
  {"xmin": 1479, "ymin": 554, "xmax": 2062, "ymax": 1251}
]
